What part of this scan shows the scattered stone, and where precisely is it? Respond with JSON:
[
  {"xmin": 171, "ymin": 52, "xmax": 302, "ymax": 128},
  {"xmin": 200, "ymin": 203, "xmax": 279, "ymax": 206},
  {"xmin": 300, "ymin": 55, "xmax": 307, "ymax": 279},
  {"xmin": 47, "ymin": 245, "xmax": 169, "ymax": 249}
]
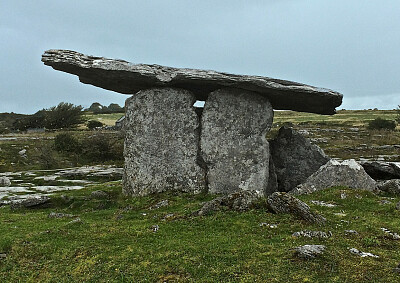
[
  {"xmin": 292, "ymin": 159, "xmax": 376, "ymax": 195},
  {"xmin": 379, "ymin": 199, "xmax": 392, "ymax": 205},
  {"xmin": 149, "ymin": 200, "xmax": 169, "ymax": 210},
  {"xmin": 292, "ymin": 230, "xmax": 332, "ymax": 239},
  {"xmin": 294, "ymin": 245, "xmax": 326, "ymax": 259},
  {"xmin": 381, "ymin": 228, "xmax": 400, "ymax": 240},
  {"xmin": 340, "ymin": 193, "xmax": 347, "ymax": 199},
  {"xmin": 377, "ymin": 179, "xmax": 400, "ymax": 195},
  {"xmin": 0, "ymin": 254, "xmax": 6, "ymax": 260},
  {"xmin": 345, "ymin": 230, "xmax": 359, "ymax": 235},
  {"xmin": 0, "ymin": 176, "xmax": 11, "ymax": 187},
  {"xmin": 10, "ymin": 196, "xmax": 50, "ymax": 210},
  {"xmin": 18, "ymin": 149, "xmax": 27, "ymax": 158},
  {"xmin": 259, "ymin": 223, "xmax": 278, "ymax": 228},
  {"xmin": 68, "ymin": 217, "xmax": 82, "ymax": 225},
  {"xmin": 123, "ymin": 88, "xmax": 206, "ymax": 196},
  {"xmin": 194, "ymin": 191, "xmax": 259, "ymax": 216},
  {"xmin": 200, "ymin": 88, "xmax": 273, "ymax": 196},
  {"xmin": 361, "ymin": 161, "xmax": 400, "ymax": 180},
  {"xmin": 310, "ymin": 200, "xmax": 337, "ymax": 208},
  {"xmin": 42, "ymin": 49, "xmax": 343, "ymax": 115},
  {"xmin": 48, "ymin": 212, "xmax": 75, "ymax": 218},
  {"xmin": 162, "ymin": 213, "xmax": 175, "ymax": 221},
  {"xmin": 151, "ymin": 225, "xmax": 159, "ymax": 232},
  {"xmin": 394, "ymin": 263, "xmax": 400, "ymax": 274},
  {"xmin": 90, "ymin": 190, "xmax": 109, "ymax": 199},
  {"xmin": 267, "ymin": 192, "xmax": 326, "ymax": 225},
  {"xmin": 333, "ymin": 212, "xmax": 347, "ymax": 217},
  {"xmin": 396, "ymin": 202, "xmax": 400, "ymax": 211},
  {"xmin": 270, "ymin": 126, "xmax": 330, "ymax": 192},
  {"xmin": 349, "ymin": 248, "xmax": 379, "ymax": 258}
]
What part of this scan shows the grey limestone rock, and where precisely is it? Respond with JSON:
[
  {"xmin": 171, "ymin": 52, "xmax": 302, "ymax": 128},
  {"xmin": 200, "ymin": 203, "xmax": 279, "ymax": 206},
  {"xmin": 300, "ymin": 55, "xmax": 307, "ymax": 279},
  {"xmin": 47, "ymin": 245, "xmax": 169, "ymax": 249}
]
[
  {"xmin": 0, "ymin": 176, "xmax": 11, "ymax": 187},
  {"xmin": 396, "ymin": 201, "xmax": 400, "ymax": 211},
  {"xmin": 10, "ymin": 196, "xmax": 50, "ymax": 210},
  {"xmin": 377, "ymin": 179, "xmax": 400, "ymax": 195},
  {"xmin": 42, "ymin": 49, "xmax": 343, "ymax": 115},
  {"xmin": 123, "ymin": 88, "xmax": 206, "ymax": 196},
  {"xmin": 267, "ymin": 192, "xmax": 326, "ymax": 225},
  {"xmin": 361, "ymin": 161, "xmax": 400, "ymax": 180},
  {"xmin": 295, "ymin": 245, "xmax": 326, "ymax": 259},
  {"xmin": 270, "ymin": 126, "xmax": 330, "ymax": 192},
  {"xmin": 194, "ymin": 190, "xmax": 260, "ymax": 216},
  {"xmin": 292, "ymin": 159, "xmax": 376, "ymax": 195},
  {"xmin": 292, "ymin": 230, "xmax": 332, "ymax": 239},
  {"xmin": 90, "ymin": 190, "xmax": 109, "ymax": 199},
  {"xmin": 200, "ymin": 88, "xmax": 274, "ymax": 196}
]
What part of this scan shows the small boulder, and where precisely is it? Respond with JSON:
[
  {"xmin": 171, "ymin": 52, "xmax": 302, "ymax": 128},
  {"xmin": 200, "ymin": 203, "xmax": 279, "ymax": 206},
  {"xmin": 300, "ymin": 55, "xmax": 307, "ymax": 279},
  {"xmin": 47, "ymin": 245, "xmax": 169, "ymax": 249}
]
[
  {"xmin": 267, "ymin": 192, "xmax": 326, "ymax": 225},
  {"xmin": 292, "ymin": 230, "xmax": 332, "ymax": 239},
  {"xmin": 90, "ymin": 190, "xmax": 109, "ymax": 199},
  {"xmin": 361, "ymin": 161, "xmax": 400, "ymax": 180},
  {"xmin": 349, "ymin": 248, "xmax": 379, "ymax": 258},
  {"xmin": 194, "ymin": 191, "xmax": 259, "ymax": 216},
  {"xmin": 10, "ymin": 196, "xmax": 50, "ymax": 210},
  {"xmin": 377, "ymin": 179, "xmax": 400, "ymax": 195},
  {"xmin": 0, "ymin": 176, "xmax": 11, "ymax": 187},
  {"xmin": 292, "ymin": 159, "xmax": 376, "ymax": 195},
  {"xmin": 294, "ymin": 245, "xmax": 326, "ymax": 259},
  {"xmin": 270, "ymin": 126, "xmax": 330, "ymax": 192}
]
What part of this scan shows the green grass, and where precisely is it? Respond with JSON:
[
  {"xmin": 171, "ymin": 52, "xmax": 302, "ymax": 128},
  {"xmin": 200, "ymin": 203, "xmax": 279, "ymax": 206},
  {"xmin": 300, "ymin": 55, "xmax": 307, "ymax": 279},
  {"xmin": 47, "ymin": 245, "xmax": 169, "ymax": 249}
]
[{"xmin": 1, "ymin": 183, "xmax": 400, "ymax": 282}]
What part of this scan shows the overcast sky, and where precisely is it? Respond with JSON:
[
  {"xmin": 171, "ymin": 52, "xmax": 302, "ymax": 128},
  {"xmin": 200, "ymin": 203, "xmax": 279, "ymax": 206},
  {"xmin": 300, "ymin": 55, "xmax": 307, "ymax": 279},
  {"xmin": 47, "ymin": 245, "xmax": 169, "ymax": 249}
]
[{"xmin": 1, "ymin": 1, "xmax": 400, "ymax": 114}]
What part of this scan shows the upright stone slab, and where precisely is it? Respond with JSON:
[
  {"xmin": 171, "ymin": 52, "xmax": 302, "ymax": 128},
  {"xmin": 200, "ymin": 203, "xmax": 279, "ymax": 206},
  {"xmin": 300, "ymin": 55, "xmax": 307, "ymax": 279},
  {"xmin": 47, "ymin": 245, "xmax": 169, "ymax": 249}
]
[
  {"xmin": 200, "ymin": 88, "xmax": 274, "ymax": 196},
  {"xmin": 123, "ymin": 88, "xmax": 206, "ymax": 196}
]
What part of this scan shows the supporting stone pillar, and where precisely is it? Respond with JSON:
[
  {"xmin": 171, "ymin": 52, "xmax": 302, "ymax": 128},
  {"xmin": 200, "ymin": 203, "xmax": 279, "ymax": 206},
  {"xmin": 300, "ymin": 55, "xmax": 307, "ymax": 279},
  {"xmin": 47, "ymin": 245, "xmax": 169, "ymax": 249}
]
[
  {"xmin": 200, "ymin": 88, "xmax": 274, "ymax": 196},
  {"xmin": 123, "ymin": 88, "xmax": 206, "ymax": 196}
]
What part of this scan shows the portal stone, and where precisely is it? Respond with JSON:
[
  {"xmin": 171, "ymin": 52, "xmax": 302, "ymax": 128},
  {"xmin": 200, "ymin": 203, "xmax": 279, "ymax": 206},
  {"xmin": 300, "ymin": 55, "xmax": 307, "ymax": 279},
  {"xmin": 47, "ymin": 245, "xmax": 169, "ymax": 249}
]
[
  {"xmin": 123, "ymin": 88, "xmax": 206, "ymax": 196},
  {"xmin": 200, "ymin": 88, "xmax": 274, "ymax": 196}
]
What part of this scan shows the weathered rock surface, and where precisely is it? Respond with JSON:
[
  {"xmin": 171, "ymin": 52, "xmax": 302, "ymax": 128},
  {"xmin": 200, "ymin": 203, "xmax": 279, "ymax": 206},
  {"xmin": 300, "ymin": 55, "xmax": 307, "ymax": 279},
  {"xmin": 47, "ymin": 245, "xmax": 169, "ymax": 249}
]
[
  {"xmin": 10, "ymin": 196, "xmax": 50, "ymax": 210},
  {"xmin": 123, "ymin": 88, "xmax": 206, "ymax": 196},
  {"xmin": 292, "ymin": 230, "xmax": 332, "ymax": 238},
  {"xmin": 292, "ymin": 159, "xmax": 376, "ymax": 195},
  {"xmin": 200, "ymin": 88, "xmax": 273, "ymax": 196},
  {"xmin": 0, "ymin": 176, "xmax": 11, "ymax": 187},
  {"xmin": 349, "ymin": 248, "xmax": 379, "ymax": 258},
  {"xmin": 267, "ymin": 192, "xmax": 326, "ymax": 225},
  {"xmin": 42, "ymin": 49, "xmax": 343, "ymax": 115},
  {"xmin": 377, "ymin": 179, "xmax": 400, "ymax": 195},
  {"xmin": 295, "ymin": 245, "xmax": 326, "ymax": 259},
  {"xmin": 193, "ymin": 191, "xmax": 259, "ymax": 216},
  {"xmin": 270, "ymin": 126, "xmax": 330, "ymax": 192},
  {"xmin": 361, "ymin": 161, "xmax": 400, "ymax": 180}
]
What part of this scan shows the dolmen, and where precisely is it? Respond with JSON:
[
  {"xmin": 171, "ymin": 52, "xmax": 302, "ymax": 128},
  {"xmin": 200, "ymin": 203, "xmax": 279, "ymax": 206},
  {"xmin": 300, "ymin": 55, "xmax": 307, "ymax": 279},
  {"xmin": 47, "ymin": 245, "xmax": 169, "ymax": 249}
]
[{"xmin": 42, "ymin": 49, "xmax": 343, "ymax": 197}]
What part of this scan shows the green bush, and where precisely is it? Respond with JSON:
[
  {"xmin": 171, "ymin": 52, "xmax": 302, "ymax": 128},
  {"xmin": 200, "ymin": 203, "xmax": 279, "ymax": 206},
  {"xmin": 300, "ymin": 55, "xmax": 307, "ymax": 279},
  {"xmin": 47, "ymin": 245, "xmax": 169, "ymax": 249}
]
[
  {"xmin": 54, "ymin": 132, "xmax": 82, "ymax": 153},
  {"xmin": 367, "ymin": 117, "xmax": 396, "ymax": 130},
  {"xmin": 87, "ymin": 120, "xmax": 104, "ymax": 130}
]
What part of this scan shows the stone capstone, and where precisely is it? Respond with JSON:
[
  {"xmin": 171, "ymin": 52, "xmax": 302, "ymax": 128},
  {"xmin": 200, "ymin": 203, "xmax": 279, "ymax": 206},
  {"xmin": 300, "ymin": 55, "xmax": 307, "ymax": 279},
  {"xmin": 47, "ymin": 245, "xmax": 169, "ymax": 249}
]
[
  {"xmin": 267, "ymin": 192, "xmax": 326, "ymax": 225},
  {"xmin": 42, "ymin": 49, "xmax": 343, "ymax": 115},
  {"xmin": 292, "ymin": 159, "xmax": 376, "ymax": 195},
  {"xmin": 123, "ymin": 88, "xmax": 206, "ymax": 196},
  {"xmin": 270, "ymin": 126, "xmax": 330, "ymax": 192},
  {"xmin": 200, "ymin": 88, "xmax": 274, "ymax": 196},
  {"xmin": 361, "ymin": 161, "xmax": 400, "ymax": 180}
]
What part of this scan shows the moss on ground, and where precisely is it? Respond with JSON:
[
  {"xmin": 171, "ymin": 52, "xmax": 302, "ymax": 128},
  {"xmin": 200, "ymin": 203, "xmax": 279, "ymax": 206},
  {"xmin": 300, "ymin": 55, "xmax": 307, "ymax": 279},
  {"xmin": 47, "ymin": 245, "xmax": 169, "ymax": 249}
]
[{"xmin": 1, "ymin": 183, "xmax": 400, "ymax": 282}]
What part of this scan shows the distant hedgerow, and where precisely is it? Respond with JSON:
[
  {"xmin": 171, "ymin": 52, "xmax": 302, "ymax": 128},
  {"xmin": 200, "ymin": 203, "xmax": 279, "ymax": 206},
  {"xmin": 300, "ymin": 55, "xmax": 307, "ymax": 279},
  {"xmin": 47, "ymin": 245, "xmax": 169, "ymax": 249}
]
[{"xmin": 367, "ymin": 117, "xmax": 396, "ymax": 131}]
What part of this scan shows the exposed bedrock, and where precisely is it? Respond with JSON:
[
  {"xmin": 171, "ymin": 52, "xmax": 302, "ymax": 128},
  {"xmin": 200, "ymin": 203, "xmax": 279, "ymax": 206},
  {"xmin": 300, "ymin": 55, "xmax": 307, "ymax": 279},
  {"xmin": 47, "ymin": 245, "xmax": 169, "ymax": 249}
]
[
  {"xmin": 123, "ymin": 88, "xmax": 206, "ymax": 196},
  {"xmin": 200, "ymin": 88, "xmax": 274, "ymax": 196},
  {"xmin": 270, "ymin": 126, "xmax": 331, "ymax": 192},
  {"xmin": 42, "ymin": 49, "xmax": 343, "ymax": 115}
]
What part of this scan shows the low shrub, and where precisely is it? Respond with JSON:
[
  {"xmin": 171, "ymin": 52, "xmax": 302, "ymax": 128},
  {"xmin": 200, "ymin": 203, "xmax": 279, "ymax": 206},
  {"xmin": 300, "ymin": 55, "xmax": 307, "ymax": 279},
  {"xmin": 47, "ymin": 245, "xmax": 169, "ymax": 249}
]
[
  {"xmin": 87, "ymin": 120, "xmax": 104, "ymax": 130},
  {"xmin": 367, "ymin": 117, "xmax": 396, "ymax": 130},
  {"xmin": 54, "ymin": 132, "xmax": 82, "ymax": 153}
]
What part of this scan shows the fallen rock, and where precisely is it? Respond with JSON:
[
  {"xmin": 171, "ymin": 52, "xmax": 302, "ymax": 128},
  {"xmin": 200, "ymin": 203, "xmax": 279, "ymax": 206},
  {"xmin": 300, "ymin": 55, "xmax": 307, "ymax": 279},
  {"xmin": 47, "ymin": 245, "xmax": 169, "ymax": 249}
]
[
  {"xmin": 194, "ymin": 191, "xmax": 259, "ymax": 216},
  {"xmin": 200, "ymin": 88, "xmax": 273, "ymax": 196},
  {"xmin": 0, "ymin": 176, "xmax": 11, "ymax": 187},
  {"xmin": 270, "ymin": 126, "xmax": 330, "ymax": 192},
  {"xmin": 259, "ymin": 223, "xmax": 278, "ymax": 228},
  {"xmin": 294, "ymin": 245, "xmax": 326, "ymax": 259},
  {"xmin": 361, "ymin": 161, "xmax": 400, "ymax": 180},
  {"xmin": 123, "ymin": 88, "xmax": 206, "ymax": 196},
  {"xmin": 149, "ymin": 200, "xmax": 169, "ymax": 210},
  {"xmin": 292, "ymin": 230, "xmax": 332, "ymax": 239},
  {"xmin": 42, "ymin": 49, "xmax": 343, "ymax": 115},
  {"xmin": 310, "ymin": 200, "xmax": 337, "ymax": 208},
  {"xmin": 90, "ymin": 190, "xmax": 109, "ymax": 199},
  {"xmin": 292, "ymin": 159, "xmax": 376, "ymax": 195},
  {"xmin": 345, "ymin": 230, "xmax": 359, "ymax": 235},
  {"xmin": 381, "ymin": 228, "xmax": 400, "ymax": 240},
  {"xmin": 377, "ymin": 179, "xmax": 400, "ymax": 195},
  {"xmin": 48, "ymin": 212, "xmax": 75, "ymax": 218},
  {"xmin": 267, "ymin": 192, "xmax": 326, "ymax": 225},
  {"xmin": 349, "ymin": 248, "xmax": 379, "ymax": 258},
  {"xmin": 10, "ymin": 196, "xmax": 50, "ymax": 210},
  {"xmin": 68, "ymin": 217, "xmax": 82, "ymax": 225}
]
